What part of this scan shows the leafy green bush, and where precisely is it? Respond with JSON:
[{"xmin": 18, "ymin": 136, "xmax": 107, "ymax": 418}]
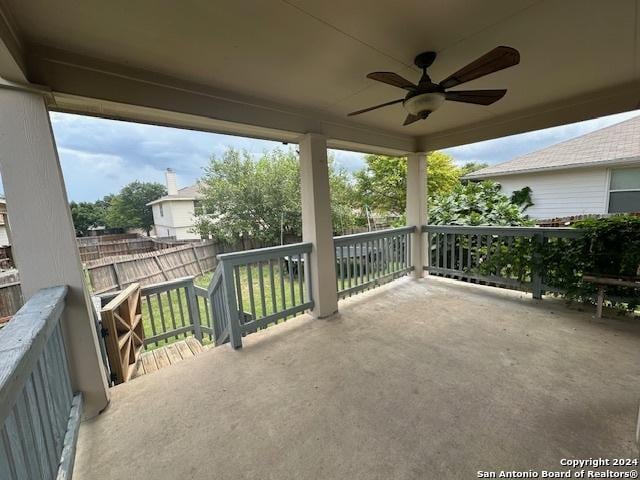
[
  {"xmin": 540, "ymin": 215, "xmax": 640, "ymax": 311},
  {"xmin": 429, "ymin": 181, "xmax": 532, "ymax": 226},
  {"xmin": 475, "ymin": 214, "xmax": 639, "ymax": 311}
]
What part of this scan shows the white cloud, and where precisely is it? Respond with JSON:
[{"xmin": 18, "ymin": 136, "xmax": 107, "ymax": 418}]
[{"xmin": 39, "ymin": 108, "xmax": 640, "ymax": 202}]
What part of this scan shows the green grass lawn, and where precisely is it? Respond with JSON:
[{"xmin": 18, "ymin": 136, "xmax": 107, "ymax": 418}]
[
  {"xmin": 195, "ymin": 262, "xmax": 306, "ymax": 318},
  {"xmin": 140, "ymin": 262, "xmax": 305, "ymax": 350},
  {"xmin": 131, "ymin": 251, "xmax": 409, "ymax": 351}
]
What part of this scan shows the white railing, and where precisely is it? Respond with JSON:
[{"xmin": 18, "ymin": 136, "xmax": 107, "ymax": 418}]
[
  {"xmin": 210, "ymin": 242, "xmax": 314, "ymax": 349},
  {"xmin": 0, "ymin": 286, "xmax": 82, "ymax": 480},
  {"xmin": 334, "ymin": 226, "xmax": 415, "ymax": 299}
]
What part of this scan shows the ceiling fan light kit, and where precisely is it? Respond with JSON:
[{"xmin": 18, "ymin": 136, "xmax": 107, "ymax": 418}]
[
  {"xmin": 348, "ymin": 46, "xmax": 520, "ymax": 126},
  {"xmin": 403, "ymin": 92, "xmax": 445, "ymax": 116}
]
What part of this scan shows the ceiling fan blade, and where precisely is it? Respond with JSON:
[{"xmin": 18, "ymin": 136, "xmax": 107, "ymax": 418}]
[
  {"xmin": 445, "ymin": 89, "xmax": 507, "ymax": 105},
  {"xmin": 367, "ymin": 72, "xmax": 417, "ymax": 91},
  {"xmin": 348, "ymin": 99, "xmax": 405, "ymax": 116},
  {"xmin": 403, "ymin": 113, "xmax": 423, "ymax": 126},
  {"xmin": 439, "ymin": 46, "xmax": 519, "ymax": 89}
]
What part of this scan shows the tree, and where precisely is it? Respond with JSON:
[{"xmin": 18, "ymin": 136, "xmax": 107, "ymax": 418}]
[
  {"xmin": 193, "ymin": 148, "xmax": 361, "ymax": 244},
  {"xmin": 354, "ymin": 151, "xmax": 463, "ymax": 215},
  {"xmin": 70, "ymin": 201, "xmax": 108, "ymax": 236},
  {"xmin": 106, "ymin": 181, "xmax": 166, "ymax": 235},
  {"xmin": 459, "ymin": 162, "xmax": 488, "ymax": 177},
  {"xmin": 428, "ymin": 181, "xmax": 531, "ymax": 226}
]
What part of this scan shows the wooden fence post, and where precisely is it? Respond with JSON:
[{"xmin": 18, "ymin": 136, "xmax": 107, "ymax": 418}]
[
  {"xmin": 531, "ymin": 232, "xmax": 544, "ymax": 300},
  {"xmin": 185, "ymin": 279, "xmax": 203, "ymax": 342},
  {"xmin": 221, "ymin": 260, "xmax": 242, "ymax": 349},
  {"xmin": 111, "ymin": 263, "xmax": 121, "ymax": 289},
  {"xmin": 192, "ymin": 245, "xmax": 205, "ymax": 275},
  {"xmin": 153, "ymin": 256, "xmax": 169, "ymax": 280}
]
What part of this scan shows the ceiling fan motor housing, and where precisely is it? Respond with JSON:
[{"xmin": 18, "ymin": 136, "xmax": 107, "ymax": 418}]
[{"xmin": 403, "ymin": 92, "xmax": 446, "ymax": 117}]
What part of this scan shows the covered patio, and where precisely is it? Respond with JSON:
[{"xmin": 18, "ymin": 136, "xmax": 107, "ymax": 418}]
[
  {"xmin": 74, "ymin": 277, "xmax": 640, "ymax": 479},
  {"xmin": 0, "ymin": 1, "xmax": 639, "ymax": 479}
]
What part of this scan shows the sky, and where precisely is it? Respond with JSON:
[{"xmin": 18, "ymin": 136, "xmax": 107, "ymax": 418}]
[{"xmin": 44, "ymin": 108, "xmax": 640, "ymax": 202}]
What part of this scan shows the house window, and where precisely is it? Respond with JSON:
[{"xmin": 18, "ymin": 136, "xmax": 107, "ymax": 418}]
[
  {"xmin": 159, "ymin": 204, "xmax": 164, "ymax": 217},
  {"xmin": 608, "ymin": 167, "xmax": 640, "ymax": 213}
]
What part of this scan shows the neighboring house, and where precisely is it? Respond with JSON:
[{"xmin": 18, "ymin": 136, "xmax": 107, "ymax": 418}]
[
  {"xmin": 147, "ymin": 169, "xmax": 202, "ymax": 240},
  {"xmin": 463, "ymin": 115, "xmax": 640, "ymax": 220}
]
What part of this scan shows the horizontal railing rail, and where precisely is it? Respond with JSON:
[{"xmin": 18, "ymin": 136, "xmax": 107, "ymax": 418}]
[
  {"xmin": 100, "ymin": 276, "xmax": 204, "ymax": 349},
  {"xmin": 334, "ymin": 226, "xmax": 415, "ymax": 299},
  {"xmin": 422, "ymin": 225, "xmax": 584, "ymax": 297},
  {"xmin": 422, "ymin": 225, "xmax": 582, "ymax": 238},
  {"xmin": 213, "ymin": 242, "xmax": 314, "ymax": 348},
  {"xmin": 0, "ymin": 286, "xmax": 83, "ymax": 480}
]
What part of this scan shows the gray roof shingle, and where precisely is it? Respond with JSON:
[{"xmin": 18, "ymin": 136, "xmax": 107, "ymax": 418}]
[
  {"xmin": 464, "ymin": 114, "xmax": 640, "ymax": 179},
  {"xmin": 147, "ymin": 183, "xmax": 202, "ymax": 205}
]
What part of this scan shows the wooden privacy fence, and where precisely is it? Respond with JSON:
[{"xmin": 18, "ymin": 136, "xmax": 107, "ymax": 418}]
[
  {"xmin": 422, "ymin": 225, "xmax": 583, "ymax": 298},
  {"xmin": 0, "ymin": 286, "xmax": 83, "ymax": 480},
  {"xmin": 77, "ymin": 235, "xmax": 189, "ymax": 262},
  {"xmin": 86, "ymin": 241, "xmax": 218, "ymax": 294},
  {"xmin": 0, "ymin": 282, "xmax": 23, "ymax": 321}
]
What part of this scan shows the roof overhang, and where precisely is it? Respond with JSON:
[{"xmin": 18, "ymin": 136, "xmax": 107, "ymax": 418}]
[
  {"xmin": 147, "ymin": 197, "xmax": 198, "ymax": 206},
  {"xmin": 464, "ymin": 156, "xmax": 640, "ymax": 180},
  {"xmin": 1, "ymin": 1, "xmax": 639, "ymax": 153}
]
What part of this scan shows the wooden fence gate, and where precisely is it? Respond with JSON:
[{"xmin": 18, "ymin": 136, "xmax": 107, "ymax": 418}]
[{"xmin": 100, "ymin": 283, "xmax": 144, "ymax": 384}]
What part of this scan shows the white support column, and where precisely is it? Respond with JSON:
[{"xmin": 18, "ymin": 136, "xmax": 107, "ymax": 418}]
[
  {"xmin": 299, "ymin": 133, "xmax": 338, "ymax": 318},
  {"xmin": 0, "ymin": 87, "xmax": 110, "ymax": 418},
  {"xmin": 406, "ymin": 152, "xmax": 427, "ymax": 278}
]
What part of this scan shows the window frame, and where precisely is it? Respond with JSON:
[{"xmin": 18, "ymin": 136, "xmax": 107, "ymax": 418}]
[{"xmin": 607, "ymin": 165, "xmax": 640, "ymax": 213}]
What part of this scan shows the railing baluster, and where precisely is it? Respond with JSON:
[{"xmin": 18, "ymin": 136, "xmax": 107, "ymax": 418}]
[
  {"xmin": 346, "ymin": 245, "xmax": 352, "ymax": 291},
  {"xmin": 246, "ymin": 264, "xmax": 257, "ymax": 324},
  {"xmin": 145, "ymin": 295, "xmax": 157, "ymax": 346},
  {"xmin": 288, "ymin": 255, "xmax": 296, "ymax": 307},
  {"xmin": 258, "ymin": 261, "xmax": 267, "ymax": 319},
  {"xmin": 297, "ymin": 254, "xmax": 304, "ymax": 303},
  {"xmin": 234, "ymin": 265, "xmax": 244, "ymax": 318},
  {"xmin": 269, "ymin": 259, "xmax": 277, "ymax": 316},
  {"xmin": 176, "ymin": 287, "xmax": 187, "ymax": 338},
  {"xmin": 458, "ymin": 234, "xmax": 463, "ymax": 272},
  {"xmin": 279, "ymin": 257, "xmax": 287, "ymax": 310},
  {"xmin": 156, "ymin": 293, "xmax": 167, "ymax": 345},
  {"xmin": 166, "ymin": 289, "xmax": 178, "ymax": 340}
]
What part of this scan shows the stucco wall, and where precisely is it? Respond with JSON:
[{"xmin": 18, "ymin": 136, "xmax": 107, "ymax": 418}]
[{"xmin": 492, "ymin": 167, "xmax": 609, "ymax": 219}]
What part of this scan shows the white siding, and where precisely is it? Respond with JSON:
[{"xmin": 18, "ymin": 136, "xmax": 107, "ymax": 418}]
[
  {"xmin": 152, "ymin": 200, "xmax": 200, "ymax": 239},
  {"xmin": 492, "ymin": 167, "xmax": 609, "ymax": 219}
]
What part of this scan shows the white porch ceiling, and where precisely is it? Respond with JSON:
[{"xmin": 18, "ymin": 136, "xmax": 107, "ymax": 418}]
[{"xmin": 1, "ymin": 0, "xmax": 639, "ymax": 153}]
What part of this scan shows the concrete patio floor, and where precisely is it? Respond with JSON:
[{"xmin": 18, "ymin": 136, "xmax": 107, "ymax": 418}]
[{"xmin": 74, "ymin": 276, "xmax": 640, "ymax": 479}]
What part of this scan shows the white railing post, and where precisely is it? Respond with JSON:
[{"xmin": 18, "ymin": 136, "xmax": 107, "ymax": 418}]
[
  {"xmin": 221, "ymin": 260, "xmax": 242, "ymax": 349},
  {"xmin": 0, "ymin": 87, "xmax": 109, "ymax": 418},
  {"xmin": 299, "ymin": 133, "xmax": 338, "ymax": 318},
  {"xmin": 406, "ymin": 152, "xmax": 428, "ymax": 278}
]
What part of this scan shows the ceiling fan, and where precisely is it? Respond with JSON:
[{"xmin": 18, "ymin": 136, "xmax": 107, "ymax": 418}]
[{"xmin": 348, "ymin": 46, "xmax": 520, "ymax": 126}]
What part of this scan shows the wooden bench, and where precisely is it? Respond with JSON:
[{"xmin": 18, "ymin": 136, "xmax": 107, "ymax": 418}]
[{"xmin": 582, "ymin": 274, "xmax": 639, "ymax": 318}]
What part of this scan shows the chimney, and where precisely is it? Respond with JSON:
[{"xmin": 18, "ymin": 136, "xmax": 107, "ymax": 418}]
[{"xmin": 165, "ymin": 168, "xmax": 178, "ymax": 195}]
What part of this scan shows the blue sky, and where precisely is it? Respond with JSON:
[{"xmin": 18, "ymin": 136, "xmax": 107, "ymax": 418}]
[{"xmin": 48, "ymin": 109, "xmax": 640, "ymax": 202}]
